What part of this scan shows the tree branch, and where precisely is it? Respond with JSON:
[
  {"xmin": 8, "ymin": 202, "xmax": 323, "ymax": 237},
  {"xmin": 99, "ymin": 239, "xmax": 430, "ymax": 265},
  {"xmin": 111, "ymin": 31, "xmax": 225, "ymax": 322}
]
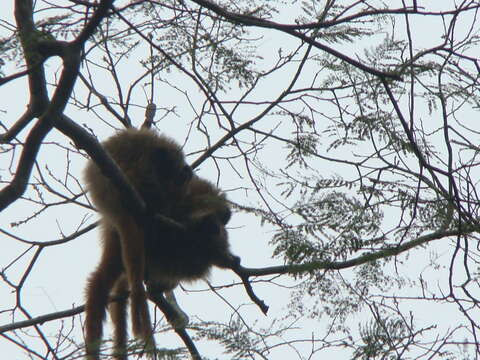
[
  {"xmin": 189, "ymin": 0, "xmax": 402, "ymax": 80},
  {"xmin": 242, "ymin": 227, "xmax": 477, "ymax": 277}
]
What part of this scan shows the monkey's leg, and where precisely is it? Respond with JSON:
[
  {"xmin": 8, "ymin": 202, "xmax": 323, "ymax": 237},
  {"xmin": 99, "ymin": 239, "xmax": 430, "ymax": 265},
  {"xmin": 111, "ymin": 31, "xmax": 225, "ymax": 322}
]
[
  {"xmin": 109, "ymin": 273, "xmax": 129, "ymax": 360},
  {"xmin": 116, "ymin": 217, "xmax": 156, "ymax": 350},
  {"xmin": 85, "ymin": 232, "xmax": 123, "ymax": 360}
]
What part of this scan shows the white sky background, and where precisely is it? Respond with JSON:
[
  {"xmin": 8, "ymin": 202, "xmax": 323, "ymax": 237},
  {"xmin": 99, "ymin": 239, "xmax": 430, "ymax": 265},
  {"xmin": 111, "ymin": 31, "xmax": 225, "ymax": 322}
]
[{"xmin": 0, "ymin": 1, "xmax": 479, "ymax": 359}]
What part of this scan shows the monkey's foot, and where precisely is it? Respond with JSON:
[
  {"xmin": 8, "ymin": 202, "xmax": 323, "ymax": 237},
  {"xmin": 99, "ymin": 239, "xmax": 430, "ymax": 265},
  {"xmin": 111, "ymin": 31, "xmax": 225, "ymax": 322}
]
[{"xmin": 130, "ymin": 291, "xmax": 153, "ymax": 340}]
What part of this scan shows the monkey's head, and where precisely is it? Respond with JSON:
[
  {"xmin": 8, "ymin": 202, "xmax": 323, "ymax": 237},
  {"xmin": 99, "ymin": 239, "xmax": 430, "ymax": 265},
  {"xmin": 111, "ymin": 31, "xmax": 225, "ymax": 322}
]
[
  {"xmin": 187, "ymin": 194, "xmax": 232, "ymax": 261},
  {"xmin": 84, "ymin": 128, "xmax": 192, "ymax": 216},
  {"xmin": 144, "ymin": 176, "xmax": 238, "ymax": 291}
]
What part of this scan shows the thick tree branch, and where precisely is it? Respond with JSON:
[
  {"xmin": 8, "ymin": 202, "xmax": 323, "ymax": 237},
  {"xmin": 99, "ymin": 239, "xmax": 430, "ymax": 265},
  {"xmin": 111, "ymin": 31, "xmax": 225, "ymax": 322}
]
[{"xmin": 0, "ymin": 0, "xmax": 115, "ymax": 211}]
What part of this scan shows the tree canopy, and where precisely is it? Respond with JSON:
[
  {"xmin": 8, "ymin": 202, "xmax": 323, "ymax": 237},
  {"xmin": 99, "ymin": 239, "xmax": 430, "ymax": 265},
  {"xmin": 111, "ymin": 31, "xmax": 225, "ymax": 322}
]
[{"xmin": 1, "ymin": 1, "xmax": 479, "ymax": 359}]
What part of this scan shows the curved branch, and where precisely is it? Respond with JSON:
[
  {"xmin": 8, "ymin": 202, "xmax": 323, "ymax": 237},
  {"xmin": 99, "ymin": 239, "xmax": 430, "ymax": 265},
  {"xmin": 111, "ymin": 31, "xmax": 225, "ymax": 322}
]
[
  {"xmin": 0, "ymin": 68, "xmax": 31, "ymax": 86},
  {"xmin": 241, "ymin": 227, "xmax": 478, "ymax": 277},
  {"xmin": 0, "ymin": 0, "xmax": 117, "ymax": 211},
  {"xmin": 189, "ymin": 0, "xmax": 401, "ymax": 80}
]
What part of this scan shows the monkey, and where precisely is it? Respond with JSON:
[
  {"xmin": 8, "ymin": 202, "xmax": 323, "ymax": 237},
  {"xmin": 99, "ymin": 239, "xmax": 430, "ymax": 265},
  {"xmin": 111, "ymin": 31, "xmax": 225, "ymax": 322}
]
[
  {"xmin": 83, "ymin": 127, "xmax": 192, "ymax": 360},
  {"xmin": 106, "ymin": 175, "xmax": 239, "ymax": 359}
]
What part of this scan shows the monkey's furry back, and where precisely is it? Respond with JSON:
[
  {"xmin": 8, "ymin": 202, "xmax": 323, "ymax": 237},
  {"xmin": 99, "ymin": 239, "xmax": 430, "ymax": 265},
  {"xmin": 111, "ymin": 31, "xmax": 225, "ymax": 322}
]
[{"xmin": 84, "ymin": 128, "xmax": 189, "ymax": 219}]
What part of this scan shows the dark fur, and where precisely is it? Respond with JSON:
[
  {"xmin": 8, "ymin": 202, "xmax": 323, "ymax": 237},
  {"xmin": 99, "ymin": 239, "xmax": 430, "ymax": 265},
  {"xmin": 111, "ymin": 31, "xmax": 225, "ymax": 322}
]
[
  {"xmin": 109, "ymin": 176, "xmax": 238, "ymax": 359},
  {"xmin": 145, "ymin": 176, "xmax": 237, "ymax": 292}
]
